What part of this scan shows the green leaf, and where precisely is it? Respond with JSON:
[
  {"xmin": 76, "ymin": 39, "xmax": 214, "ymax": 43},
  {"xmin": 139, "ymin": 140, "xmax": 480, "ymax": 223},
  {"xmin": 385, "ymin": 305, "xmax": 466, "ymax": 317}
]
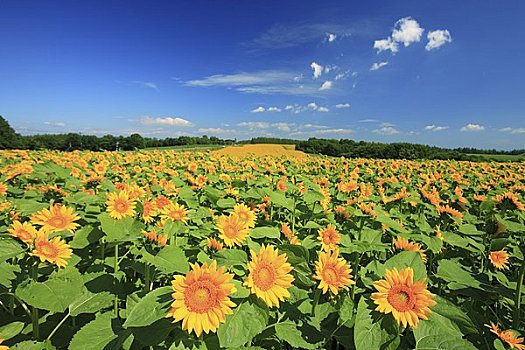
[
  {"xmin": 130, "ymin": 319, "xmax": 173, "ymax": 347},
  {"xmin": 217, "ymin": 302, "xmax": 267, "ymax": 348},
  {"xmin": 10, "ymin": 199, "xmax": 49, "ymax": 216},
  {"xmin": 303, "ymin": 190, "xmax": 325, "ymax": 204},
  {"xmin": 10, "ymin": 340, "xmax": 55, "ymax": 350},
  {"xmin": 431, "ymin": 296, "xmax": 477, "ymax": 334},
  {"xmin": 0, "ymin": 261, "xmax": 21, "ymax": 288},
  {"xmin": 376, "ymin": 211, "xmax": 408, "ymax": 234},
  {"xmin": 217, "ymin": 198, "xmax": 236, "ymax": 208},
  {"xmin": 69, "ymin": 226, "xmax": 104, "ymax": 249},
  {"xmin": 69, "ymin": 291, "xmax": 114, "ymax": 316},
  {"xmin": 98, "ymin": 213, "xmax": 144, "ymax": 243},
  {"xmin": 436, "ymin": 260, "xmax": 484, "ymax": 290},
  {"xmin": 251, "ymin": 226, "xmax": 280, "ymax": 239},
  {"xmin": 146, "ymin": 245, "xmax": 189, "ymax": 274},
  {"xmin": 458, "ymin": 224, "xmax": 483, "ymax": 236},
  {"xmin": 0, "ymin": 321, "xmax": 24, "ymax": 340},
  {"xmin": 69, "ymin": 313, "xmax": 118, "ymax": 350},
  {"xmin": 384, "ymin": 251, "xmax": 427, "ymax": 281},
  {"xmin": 268, "ymin": 191, "xmax": 293, "ymax": 210},
  {"xmin": 214, "ymin": 249, "xmax": 247, "ymax": 268},
  {"xmin": 123, "ymin": 286, "xmax": 172, "ymax": 328},
  {"xmin": 354, "ymin": 297, "xmax": 399, "ymax": 350},
  {"xmin": 16, "ymin": 267, "xmax": 85, "ymax": 313},
  {"xmin": 413, "ymin": 312, "xmax": 477, "ymax": 350},
  {"xmin": 338, "ymin": 294, "xmax": 354, "ymax": 325},
  {"xmin": 275, "ymin": 322, "xmax": 318, "ymax": 349},
  {"xmin": 0, "ymin": 238, "xmax": 24, "ymax": 261}
]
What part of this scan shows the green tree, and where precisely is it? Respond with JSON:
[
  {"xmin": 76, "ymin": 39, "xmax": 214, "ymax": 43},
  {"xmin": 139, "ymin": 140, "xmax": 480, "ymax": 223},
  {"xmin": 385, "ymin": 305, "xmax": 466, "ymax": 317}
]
[{"xmin": 0, "ymin": 115, "xmax": 21, "ymax": 149}]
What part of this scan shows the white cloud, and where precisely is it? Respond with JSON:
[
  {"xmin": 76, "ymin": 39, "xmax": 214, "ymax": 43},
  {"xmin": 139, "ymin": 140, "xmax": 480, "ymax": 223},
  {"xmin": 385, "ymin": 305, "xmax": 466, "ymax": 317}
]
[
  {"xmin": 302, "ymin": 124, "xmax": 329, "ymax": 129},
  {"xmin": 424, "ymin": 125, "xmax": 449, "ymax": 132},
  {"xmin": 326, "ymin": 33, "xmax": 337, "ymax": 42},
  {"xmin": 335, "ymin": 70, "xmax": 352, "ymax": 81},
  {"xmin": 370, "ymin": 61, "xmax": 388, "ymax": 71},
  {"xmin": 140, "ymin": 116, "xmax": 192, "ymax": 126},
  {"xmin": 267, "ymin": 107, "xmax": 282, "ymax": 112},
  {"xmin": 186, "ymin": 71, "xmax": 294, "ymax": 87},
  {"xmin": 284, "ymin": 105, "xmax": 294, "ymax": 110},
  {"xmin": 380, "ymin": 122, "xmax": 396, "ymax": 127},
  {"xmin": 499, "ymin": 127, "xmax": 525, "ymax": 134},
  {"xmin": 335, "ymin": 103, "xmax": 351, "ymax": 108},
  {"xmin": 272, "ymin": 122, "xmax": 294, "ymax": 131},
  {"xmin": 307, "ymin": 102, "xmax": 318, "ymax": 110},
  {"xmin": 316, "ymin": 128, "xmax": 353, "ymax": 134},
  {"xmin": 460, "ymin": 123, "xmax": 485, "ymax": 132},
  {"xmin": 426, "ymin": 29, "xmax": 452, "ymax": 51},
  {"xmin": 238, "ymin": 121, "xmax": 271, "ymax": 129},
  {"xmin": 319, "ymin": 81, "xmax": 333, "ymax": 91},
  {"xmin": 131, "ymin": 81, "xmax": 158, "ymax": 90},
  {"xmin": 44, "ymin": 121, "xmax": 66, "ymax": 127},
  {"xmin": 374, "ymin": 38, "xmax": 398, "ymax": 53},
  {"xmin": 311, "ymin": 62, "xmax": 323, "ymax": 79},
  {"xmin": 373, "ymin": 126, "xmax": 400, "ymax": 135},
  {"xmin": 392, "ymin": 17, "xmax": 424, "ymax": 47},
  {"xmin": 359, "ymin": 119, "xmax": 380, "ymax": 123},
  {"xmin": 318, "ymin": 106, "xmax": 329, "ymax": 112},
  {"xmin": 197, "ymin": 127, "xmax": 234, "ymax": 134},
  {"xmin": 251, "ymin": 106, "xmax": 266, "ymax": 113}
]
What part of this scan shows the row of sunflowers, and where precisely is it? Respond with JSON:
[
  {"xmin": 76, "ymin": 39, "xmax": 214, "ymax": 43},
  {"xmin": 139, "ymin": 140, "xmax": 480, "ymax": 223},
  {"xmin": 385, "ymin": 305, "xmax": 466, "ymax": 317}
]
[{"xmin": 0, "ymin": 149, "xmax": 524, "ymax": 349}]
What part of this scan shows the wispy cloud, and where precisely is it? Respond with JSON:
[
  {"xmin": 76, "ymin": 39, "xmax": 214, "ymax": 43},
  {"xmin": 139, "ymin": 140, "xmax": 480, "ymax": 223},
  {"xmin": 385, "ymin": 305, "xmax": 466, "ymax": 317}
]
[
  {"xmin": 197, "ymin": 127, "xmax": 235, "ymax": 134},
  {"xmin": 237, "ymin": 121, "xmax": 271, "ymax": 129},
  {"xmin": 370, "ymin": 61, "xmax": 388, "ymax": 71},
  {"xmin": 424, "ymin": 124, "xmax": 449, "ymax": 132},
  {"xmin": 373, "ymin": 126, "xmax": 400, "ymax": 135},
  {"xmin": 460, "ymin": 123, "xmax": 485, "ymax": 132},
  {"xmin": 319, "ymin": 81, "xmax": 333, "ymax": 91},
  {"xmin": 251, "ymin": 106, "xmax": 266, "ymax": 113},
  {"xmin": 426, "ymin": 29, "xmax": 452, "ymax": 51},
  {"xmin": 358, "ymin": 118, "xmax": 380, "ymax": 123},
  {"xmin": 499, "ymin": 127, "xmax": 525, "ymax": 134},
  {"xmin": 335, "ymin": 103, "xmax": 351, "ymax": 108},
  {"xmin": 131, "ymin": 80, "xmax": 158, "ymax": 90},
  {"xmin": 267, "ymin": 107, "xmax": 282, "ymax": 112},
  {"xmin": 43, "ymin": 121, "xmax": 66, "ymax": 127},
  {"xmin": 140, "ymin": 116, "xmax": 192, "ymax": 126}
]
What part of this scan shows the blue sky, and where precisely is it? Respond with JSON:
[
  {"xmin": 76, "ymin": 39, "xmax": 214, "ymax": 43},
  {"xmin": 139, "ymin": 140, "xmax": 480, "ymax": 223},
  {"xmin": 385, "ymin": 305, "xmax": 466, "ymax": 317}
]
[{"xmin": 1, "ymin": 0, "xmax": 524, "ymax": 149}]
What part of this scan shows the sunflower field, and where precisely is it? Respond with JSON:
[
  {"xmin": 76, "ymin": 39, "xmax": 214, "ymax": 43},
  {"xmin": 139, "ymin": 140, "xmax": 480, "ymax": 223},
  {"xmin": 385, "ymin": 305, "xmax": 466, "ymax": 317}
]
[{"xmin": 0, "ymin": 148, "xmax": 524, "ymax": 350}]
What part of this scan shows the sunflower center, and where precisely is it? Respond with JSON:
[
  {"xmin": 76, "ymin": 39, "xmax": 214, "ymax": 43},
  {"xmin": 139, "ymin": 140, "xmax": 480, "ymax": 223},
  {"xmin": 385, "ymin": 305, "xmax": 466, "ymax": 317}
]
[
  {"xmin": 48, "ymin": 215, "xmax": 67, "ymax": 228},
  {"xmin": 387, "ymin": 285, "xmax": 416, "ymax": 312},
  {"xmin": 322, "ymin": 266, "xmax": 339, "ymax": 284},
  {"xmin": 253, "ymin": 263, "xmax": 276, "ymax": 291},
  {"xmin": 18, "ymin": 229, "xmax": 33, "ymax": 241},
  {"xmin": 223, "ymin": 223, "xmax": 240, "ymax": 238},
  {"xmin": 185, "ymin": 280, "xmax": 218, "ymax": 313},
  {"xmin": 39, "ymin": 241, "xmax": 58, "ymax": 258},
  {"xmin": 169, "ymin": 210, "xmax": 184, "ymax": 221},
  {"xmin": 114, "ymin": 200, "xmax": 129, "ymax": 213}
]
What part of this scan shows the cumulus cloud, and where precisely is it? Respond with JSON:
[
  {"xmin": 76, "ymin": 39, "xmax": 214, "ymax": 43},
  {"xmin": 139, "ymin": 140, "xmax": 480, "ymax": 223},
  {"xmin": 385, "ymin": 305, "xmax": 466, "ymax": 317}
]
[
  {"xmin": 307, "ymin": 102, "xmax": 318, "ymax": 110},
  {"xmin": 238, "ymin": 121, "xmax": 270, "ymax": 129},
  {"xmin": 373, "ymin": 126, "xmax": 400, "ymax": 135},
  {"xmin": 251, "ymin": 106, "xmax": 266, "ymax": 113},
  {"xmin": 374, "ymin": 38, "xmax": 398, "ymax": 53},
  {"xmin": 335, "ymin": 103, "xmax": 351, "ymax": 108},
  {"xmin": 370, "ymin": 61, "xmax": 388, "ymax": 71},
  {"xmin": 499, "ymin": 127, "xmax": 525, "ymax": 134},
  {"xmin": 460, "ymin": 124, "xmax": 485, "ymax": 132},
  {"xmin": 272, "ymin": 122, "xmax": 294, "ymax": 131},
  {"xmin": 318, "ymin": 106, "xmax": 330, "ymax": 112},
  {"xmin": 326, "ymin": 33, "xmax": 337, "ymax": 42},
  {"xmin": 392, "ymin": 17, "xmax": 424, "ymax": 47},
  {"xmin": 267, "ymin": 107, "xmax": 282, "ymax": 112},
  {"xmin": 319, "ymin": 81, "xmax": 333, "ymax": 91},
  {"xmin": 311, "ymin": 62, "xmax": 323, "ymax": 79},
  {"xmin": 140, "ymin": 116, "xmax": 192, "ymax": 126},
  {"xmin": 426, "ymin": 29, "xmax": 452, "ymax": 51},
  {"xmin": 424, "ymin": 125, "xmax": 449, "ymax": 132}
]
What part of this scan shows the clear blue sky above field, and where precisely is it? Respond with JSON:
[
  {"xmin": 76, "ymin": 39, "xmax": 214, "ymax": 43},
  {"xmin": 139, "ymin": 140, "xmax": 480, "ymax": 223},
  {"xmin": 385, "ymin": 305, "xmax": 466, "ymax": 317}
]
[{"xmin": 1, "ymin": 0, "xmax": 524, "ymax": 149}]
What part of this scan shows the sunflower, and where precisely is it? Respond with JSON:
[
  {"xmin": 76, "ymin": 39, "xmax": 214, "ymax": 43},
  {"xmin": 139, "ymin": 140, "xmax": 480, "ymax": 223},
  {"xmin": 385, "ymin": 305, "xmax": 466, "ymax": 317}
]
[
  {"xmin": 30, "ymin": 204, "xmax": 81, "ymax": 233},
  {"xmin": 281, "ymin": 222, "xmax": 300, "ymax": 245},
  {"xmin": 32, "ymin": 232, "xmax": 73, "ymax": 268},
  {"xmin": 206, "ymin": 237, "xmax": 224, "ymax": 251},
  {"xmin": 0, "ymin": 182, "xmax": 7, "ymax": 196},
  {"xmin": 314, "ymin": 250, "xmax": 355, "ymax": 295},
  {"xmin": 233, "ymin": 203, "xmax": 256, "ymax": 228},
  {"xmin": 394, "ymin": 236, "xmax": 427, "ymax": 262},
  {"xmin": 244, "ymin": 244, "xmax": 294, "ymax": 308},
  {"xmin": 486, "ymin": 322, "xmax": 525, "ymax": 350},
  {"xmin": 166, "ymin": 261, "xmax": 236, "ymax": 337},
  {"xmin": 371, "ymin": 267, "xmax": 436, "ymax": 328},
  {"xmin": 106, "ymin": 191, "xmax": 136, "ymax": 220},
  {"xmin": 318, "ymin": 225, "xmax": 340, "ymax": 252},
  {"xmin": 141, "ymin": 200, "xmax": 157, "ymax": 223},
  {"xmin": 7, "ymin": 220, "xmax": 38, "ymax": 245},
  {"xmin": 216, "ymin": 213, "xmax": 249, "ymax": 247},
  {"xmin": 0, "ymin": 338, "xmax": 8, "ymax": 350},
  {"xmin": 160, "ymin": 202, "xmax": 189, "ymax": 224},
  {"xmin": 489, "ymin": 250, "xmax": 509, "ymax": 269}
]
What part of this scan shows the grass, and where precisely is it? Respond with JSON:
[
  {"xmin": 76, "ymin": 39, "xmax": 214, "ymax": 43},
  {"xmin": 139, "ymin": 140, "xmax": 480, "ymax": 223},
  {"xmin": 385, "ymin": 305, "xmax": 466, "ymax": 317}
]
[
  {"xmin": 145, "ymin": 144, "xmax": 225, "ymax": 151},
  {"xmin": 467, "ymin": 153, "xmax": 525, "ymax": 162}
]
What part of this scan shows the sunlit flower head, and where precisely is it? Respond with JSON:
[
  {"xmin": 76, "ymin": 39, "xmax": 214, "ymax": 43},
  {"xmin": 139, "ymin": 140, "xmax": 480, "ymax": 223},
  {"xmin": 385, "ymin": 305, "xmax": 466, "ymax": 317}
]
[
  {"xmin": 281, "ymin": 222, "xmax": 300, "ymax": 245},
  {"xmin": 30, "ymin": 204, "xmax": 81, "ymax": 233},
  {"xmin": 206, "ymin": 237, "xmax": 223, "ymax": 251},
  {"xmin": 160, "ymin": 202, "xmax": 189, "ymax": 223},
  {"xmin": 314, "ymin": 250, "xmax": 355, "ymax": 295},
  {"xmin": 371, "ymin": 267, "xmax": 436, "ymax": 328},
  {"xmin": 0, "ymin": 183, "xmax": 7, "ymax": 196},
  {"xmin": 318, "ymin": 225, "xmax": 340, "ymax": 252},
  {"xmin": 7, "ymin": 220, "xmax": 38, "ymax": 245},
  {"xmin": 32, "ymin": 232, "xmax": 73, "ymax": 268},
  {"xmin": 233, "ymin": 203, "xmax": 256, "ymax": 228},
  {"xmin": 244, "ymin": 244, "xmax": 294, "ymax": 308},
  {"xmin": 394, "ymin": 236, "xmax": 427, "ymax": 262},
  {"xmin": 106, "ymin": 191, "xmax": 136, "ymax": 220},
  {"xmin": 166, "ymin": 261, "xmax": 236, "ymax": 337},
  {"xmin": 216, "ymin": 213, "xmax": 249, "ymax": 248},
  {"xmin": 489, "ymin": 250, "xmax": 509, "ymax": 270},
  {"xmin": 486, "ymin": 322, "xmax": 525, "ymax": 350},
  {"xmin": 141, "ymin": 200, "xmax": 157, "ymax": 223},
  {"xmin": 0, "ymin": 338, "xmax": 8, "ymax": 350}
]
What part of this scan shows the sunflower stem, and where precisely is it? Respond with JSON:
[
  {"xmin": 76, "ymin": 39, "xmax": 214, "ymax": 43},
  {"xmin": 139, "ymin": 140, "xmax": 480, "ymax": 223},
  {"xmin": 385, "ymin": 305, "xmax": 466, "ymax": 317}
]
[
  {"xmin": 114, "ymin": 243, "xmax": 119, "ymax": 317},
  {"xmin": 31, "ymin": 261, "xmax": 40, "ymax": 339},
  {"xmin": 513, "ymin": 248, "xmax": 525, "ymax": 329},
  {"xmin": 144, "ymin": 263, "xmax": 151, "ymax": 292},
  {"xmin": 311, "ymin": 289, "xmax": 321, "ymax": 316},
  {"xmin": 46, "ymin": 311, "xmax": 70, "ymax": 341}
]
